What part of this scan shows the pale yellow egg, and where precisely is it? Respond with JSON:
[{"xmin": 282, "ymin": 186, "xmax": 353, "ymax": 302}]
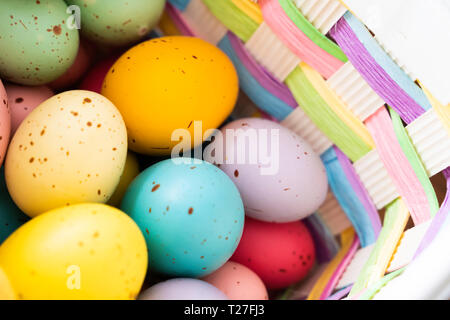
[
  {"xmin": 5, "ymin": 90, "xmax": 127, "ymax": 217},
  {"xmin": 0, "ymin": 203, "xmax": 148, "ymax": 300}
]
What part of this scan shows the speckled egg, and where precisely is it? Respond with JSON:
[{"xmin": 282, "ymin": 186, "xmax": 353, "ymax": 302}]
[
  {"xmin": 5, "ymin": 90, "xmax": 127, "ymax": 217},
  {"xmin": 0, "ymin": 168, "xmax": 29, "ymax": 244},
  {"xmin": 231, "ymin": 218, "xmax": 316, "ymax": 290},
  {"xmin": 0, "ymin": 0, "xmax": 79, "ymax": 85},
  {"xmin": 139, "ymin": 278, "xmax": 228, "ymax": 300},
  {"xmin": 0, "ymin": 80, "xmax": 10, "ymax": 166},
  {"xmin": 108, "ymin": 151, "xmax": 140, "ymax": 208},
  {"xmin": 65, "ymin": 0, "xmax": 166, "ymax": 47},
  {"xmin": 49, "ymin": 41, "xmax": 93, "ymax": 90},
  {"xmin": 79, "ymin": 55, "xmax": 119, "ymax": 93},
  {"xmin": 102, "ymin": 36, "xmax": 239, "ymax": 156},
  {"xmin": 5, "ymin": 84, "xmax": 53, "ymax": 135},
  {"xmin": 0, "ymin": 203, "xmax": 148, "ymax": 300},
  {"xmin": 205, "ymin": 118, "xmax": 328, "ymax": 223},
  {"xmin": 202, "ymin": 261, "xmax": 268, "ymax": 300},
  {"xmin": 121, "ymin": 158, "xmax": 245, "ymax": 278}
]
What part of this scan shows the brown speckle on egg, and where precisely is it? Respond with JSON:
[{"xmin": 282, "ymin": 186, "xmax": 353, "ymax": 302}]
[
  {"xmin": 188, "ymin": 207, "xmax": 193, "ymax": 215},
  {"xmin": 151, "ymin": 184, "xmax": 160, "ymax": 192},
  {"xmin": 53, "ymin": 25, "xmax": 62, "ymax": 35}
]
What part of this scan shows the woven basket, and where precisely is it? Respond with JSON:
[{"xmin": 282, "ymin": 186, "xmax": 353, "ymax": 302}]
[{"xmin": 158, "ymin": 0, "xmax": 450, "ymax": 300}]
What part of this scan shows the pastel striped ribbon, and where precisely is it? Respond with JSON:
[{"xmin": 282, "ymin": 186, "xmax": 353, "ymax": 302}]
[
  {"xmin": 260, "ymin": 0, "xmax": 344, "ymax": 78},
  {"xmin": 330, "ymin": 12, "xmax": 432, "ymax": 124},
  {"xmin": 365, "ymin": 107, "xmax": 432, "ymax": 225},
  {"xmin": 202, "ymin": 0, "xmax": 261, "ymax": 42}
]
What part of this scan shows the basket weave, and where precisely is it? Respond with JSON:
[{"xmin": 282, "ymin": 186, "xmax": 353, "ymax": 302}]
[{"xmin": 159, "ymin": 0, "xmax": 450, "ymax": 300}]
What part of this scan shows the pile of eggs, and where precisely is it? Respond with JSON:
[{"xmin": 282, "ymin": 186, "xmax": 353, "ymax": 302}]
[{"xmin": 0, "ymin": 0, "xmax": 328, "ymax": 300}]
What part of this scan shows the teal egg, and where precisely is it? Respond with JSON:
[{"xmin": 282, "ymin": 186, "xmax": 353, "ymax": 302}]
[
  {"xmin": 0, "ymin": 0, "xmax": 79, "ymax": 85},
  {"xmin": 0, "ymin": 167, "xmax": 29, "ymax": 244},
  {"xmin": 65, "ymin": 0, "xmax": 166, "ymax": 47},
  {"xmin": 121, "ymin": 158, "xmax": 245, "ymax": 278}
]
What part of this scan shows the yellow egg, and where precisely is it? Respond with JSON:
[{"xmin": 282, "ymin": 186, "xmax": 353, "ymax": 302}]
[
  {"xmin": 0, "ymin": 203, "xmax": 148, "ymax": 300},
  {"xmin": 5, "ymin": 90, "xmax": 127, "ymax": 217},
  {"xmin": 108, "ymin": 152, "xmax": 140, "ymax": 208},
  {"xmin": 0, "ymin": 266, "xmax": 16, "ymax": 300},
  {"xmin": 102, "ymin": 36, "xmax": 239, "ymax": 156}
]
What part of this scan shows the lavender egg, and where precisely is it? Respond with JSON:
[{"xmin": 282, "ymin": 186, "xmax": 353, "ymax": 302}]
[
  {"xmin": 205, "ymin": 118, "xmax": 328, "ymax": 222},
  {"xmin": 139, "ymin": 278, "xmax": 228, "ymax": 300}
]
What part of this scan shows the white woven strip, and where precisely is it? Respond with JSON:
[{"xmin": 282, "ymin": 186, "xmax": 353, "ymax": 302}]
[
  {"xmin": 245, "ymin": 22, "xmax": 301, "ymax": 82},
  {"xmin": 406, "ymin": 108, "xmax": 450, "ymax": 177},
  {"xmin": 326, "ymin": 61, "xmax": 385, "ymax": 121},
  {"xmin": 386, "ymin": 221, "xmax": 431, "ymax": 273},
  {"xmin": 181, "ymin": 0, "xmax": 228, "ymax": 45},
  {"xmin": 336, "ymin": 221, "xmax": 432, "ymax": 288},
  {"xmin": 336, "ymin": 244, "xmax": 374, "ymax": 289},
  {"xmin": 353, "ymin": 149, "xmax": 399, "ymax": 209},
  {"xmin": 317, "ymin": 191, "xmax": 352, "ymax": 236},
  {"xmin": 293, "ymin": 0, "xmax": 347, "ymax": 34},
  {"xmin": 281, "ymin": 106, "xmax": 333, "ymax": 155}
]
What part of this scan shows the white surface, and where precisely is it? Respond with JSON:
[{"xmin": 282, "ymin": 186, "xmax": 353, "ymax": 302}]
[
  {"xmin": 342, "ymin": 0, "xmax": 450, "ymax": 105},
  {"xmin": 374, "ymin": 217, "xmax": 450, "ymax": 300}
]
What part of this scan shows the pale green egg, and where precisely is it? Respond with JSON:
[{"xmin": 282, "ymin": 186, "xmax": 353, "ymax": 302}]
[
  {"xmin": 65, "ymin": 0, "xmax": 166, "ymax": 47},
  {"xmin": 0, "ymin": 0, "xmax": 79, "ymax": 85}
]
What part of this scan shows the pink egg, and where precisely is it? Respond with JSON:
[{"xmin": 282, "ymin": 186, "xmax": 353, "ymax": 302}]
[
  {"xmin": 0, "ymin": 80, "xmax": 10, "ymax": 166},
  {"xmin": 79, "ymin": 55, "xmax": 119, "ymax": 93},
  {"xmin": 139, "ymin": 278, "xmax": 228, "ymax": 300},
  {"xmin": 205, "ymin": 118, "xmax": 328, "ymax": 222},
  {"xmin": 5, "ymin": 84, "xmax": 53, "ymax": 135},
  {"xmin": 49, "ymin": 41, "xmax": 93, "ymax": 90},
  {"xmin": 202, "ymin": 261, "xmax": 269, "ymax": 300}
]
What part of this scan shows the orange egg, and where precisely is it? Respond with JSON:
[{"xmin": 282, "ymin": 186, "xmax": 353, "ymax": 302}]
[
  {"xmin": 102, "ymin": 36, "xmax": 239, "ymax": 156},
  {"xmin": 202, "ymin": 261, "xmax": 268, "ymax": 300}
]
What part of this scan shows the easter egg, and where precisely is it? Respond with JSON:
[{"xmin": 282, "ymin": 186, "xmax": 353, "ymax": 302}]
[
  {"xmin": 0, "ymin": 0, "xmax": 79, "ymax": 85},
  {"xmin": 0, "ymin": 168, "xmax": 29, "ymax": 244},
  {"xmin": 5, "ymin": 84, "xmax": 53, "ymax": 135},
  {"xmin": 49, "ymin": 41, "xmax": 93, "ymax": 90},
  {"xmin": 0, "ymin": 203, "xmax": 147, "ymax": 300},
  {"xmin": 102, "ymin": 36, "xmax": 239, "ymax": 156},
  {"xmin": 108, "ymin": 152, "xmax": 140, "ymax": 208},
  {"xmin": 205, "ymin": 118, "xmax": 328, "ymax": 222},
  {"xmin": 5, "ymin": 90, "xmax": 127, "ymax": 217},
  {"xmin": 139, "ymin": 278, "xmax": 228, "ymax": 300},
  {"xmin": 79, "ymin": 56, "xmax": 119, "ymax": 93},
  {"xmin": 65, "ymin": 0, "xmax": 166, "ymax": 47},
  {"xmin": 121, "ymin": 158, "xmax": 245, "ymax": 277},
  {"xmin": 0, "ymin": 80, "xmax": 10, "ymax": 166},
  {"xmin": 0, "ymin": 266, "xmax": 16, "ymax": 300},
  {"xmin": 231, "ymin": 218, "xmax": 316, "ymax": 290},
  {"xmin": 202, "ymin": 261, "xmax": 268, "ymax": 300}
]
